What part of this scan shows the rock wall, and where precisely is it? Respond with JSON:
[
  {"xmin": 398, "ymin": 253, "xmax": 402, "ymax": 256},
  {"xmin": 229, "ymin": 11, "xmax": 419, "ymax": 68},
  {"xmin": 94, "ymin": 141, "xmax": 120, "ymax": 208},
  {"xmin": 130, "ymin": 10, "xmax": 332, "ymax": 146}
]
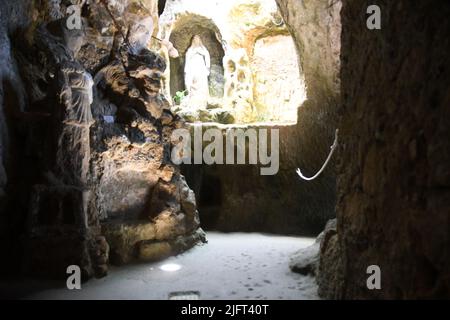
[
  {"xmin": 278, "ymin": 0, "xmax": 450, "ymax": 299},
  {"xmin": 0, "ymin": 0, "xmax": 32, "ymax": 275},
  {"xmin": 252, "ymin": 34, "xmax": 305, "ymax": 122},
  {"xmin": 0, "ymin": 0, "xmax": 204, "ymax": 279},
  {"xmin": 329, "ymin": 0, "xmax": 450, "ymax": 299},
  {"xmin": 182, "ymin": 120, "xmax": 338, "ymax": 236}
]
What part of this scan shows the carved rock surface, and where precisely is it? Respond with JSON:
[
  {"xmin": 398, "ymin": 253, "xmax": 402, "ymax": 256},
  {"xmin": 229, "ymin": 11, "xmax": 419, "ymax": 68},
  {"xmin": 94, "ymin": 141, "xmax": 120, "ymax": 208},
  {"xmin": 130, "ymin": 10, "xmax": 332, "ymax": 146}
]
[
  {"xmin": 278, "ymin": 0, "xmax": 450, "ymax": 299},
  {"xmin": 332, "ymin": 0, "xmax": 450, "ymax": 299},
  {"xmin": 0, "ymin": 0, "xmax": 204, "ymax": 279}
]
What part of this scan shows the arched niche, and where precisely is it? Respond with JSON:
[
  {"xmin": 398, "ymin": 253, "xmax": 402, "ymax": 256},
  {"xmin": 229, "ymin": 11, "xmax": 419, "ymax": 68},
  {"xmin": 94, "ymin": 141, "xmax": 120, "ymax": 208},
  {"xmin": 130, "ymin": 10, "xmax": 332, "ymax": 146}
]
[
  {"xmin": 169, "ymin": 14, "xmax": 225, "ymax": 99},
  {"xmin": 251, "ymin": 32, "xmax": 306, "ymax": 123}
]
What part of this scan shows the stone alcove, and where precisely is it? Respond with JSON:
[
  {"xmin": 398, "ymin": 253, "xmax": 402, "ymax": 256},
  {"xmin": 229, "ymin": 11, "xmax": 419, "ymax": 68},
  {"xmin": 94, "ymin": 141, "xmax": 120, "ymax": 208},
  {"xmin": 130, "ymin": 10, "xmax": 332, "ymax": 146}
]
[
  {"xmin": 251, "ymin": 32, "xmax": 306, "ymax": 123},
  {"xmin": 169, "ymin": 14, "xmax": 225, "ymax": 99}
]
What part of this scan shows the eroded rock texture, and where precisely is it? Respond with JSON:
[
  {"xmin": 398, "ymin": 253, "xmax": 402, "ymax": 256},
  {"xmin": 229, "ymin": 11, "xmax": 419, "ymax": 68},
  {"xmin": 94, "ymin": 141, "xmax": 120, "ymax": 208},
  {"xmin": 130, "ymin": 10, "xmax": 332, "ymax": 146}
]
[
  {"xmin": 333, "ymin": 0, "xmax": 450, "ymax": 299},
  {"xmin": 0, "ymin": 0, "xmax": 204, "ymax": 279},
  {"xmin": 279, "ymin": 0, "xmax": 450, "ymax": 299}
]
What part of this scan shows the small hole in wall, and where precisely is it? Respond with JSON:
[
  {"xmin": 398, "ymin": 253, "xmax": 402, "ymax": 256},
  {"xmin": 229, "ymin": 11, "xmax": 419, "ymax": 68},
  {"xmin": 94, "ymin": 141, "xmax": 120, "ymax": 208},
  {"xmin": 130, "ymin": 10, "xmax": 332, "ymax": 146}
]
[{"xmin": 228, "ymin": 60, "xmax": 236, "ymax": 73}]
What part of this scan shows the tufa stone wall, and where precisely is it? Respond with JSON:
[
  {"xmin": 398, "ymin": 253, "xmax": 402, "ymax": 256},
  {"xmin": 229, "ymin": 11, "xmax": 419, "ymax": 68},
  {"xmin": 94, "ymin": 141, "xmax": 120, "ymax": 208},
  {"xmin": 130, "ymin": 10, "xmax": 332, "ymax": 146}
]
[
  {"xmin": 0, "ymin": 0, "xmax": 205, "ymax": 279},
  {"xmin": 330, "ymin": 0, "xmax": 450, "ymax": 299},
  {"xmin": 278, "ymin": 0, "xmax": 450, "ymax": 299}
]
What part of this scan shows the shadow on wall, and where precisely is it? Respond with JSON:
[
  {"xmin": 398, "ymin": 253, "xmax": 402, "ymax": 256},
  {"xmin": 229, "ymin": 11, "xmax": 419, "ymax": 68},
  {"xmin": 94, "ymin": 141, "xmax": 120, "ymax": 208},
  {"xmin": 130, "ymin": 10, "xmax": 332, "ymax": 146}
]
[{"xmin": 0, "ymin": 78, "xmax": 42, "ymax": 275}]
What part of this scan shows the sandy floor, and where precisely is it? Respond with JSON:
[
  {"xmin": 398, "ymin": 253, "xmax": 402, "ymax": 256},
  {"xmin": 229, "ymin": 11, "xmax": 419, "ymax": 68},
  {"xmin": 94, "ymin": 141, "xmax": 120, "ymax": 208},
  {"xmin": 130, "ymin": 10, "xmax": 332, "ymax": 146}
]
[{"xmin": 2, "ymin": 232, "xmax": 319, "ymax": 300}]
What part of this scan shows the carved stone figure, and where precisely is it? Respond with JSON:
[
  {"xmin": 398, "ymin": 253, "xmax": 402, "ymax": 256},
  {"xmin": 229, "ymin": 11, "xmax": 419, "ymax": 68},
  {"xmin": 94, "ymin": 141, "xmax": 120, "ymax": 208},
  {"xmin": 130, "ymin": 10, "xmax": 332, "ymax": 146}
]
[
  {"xmin": 56, "ymin": 61, "xmax": 95, "ymax": 186},
  {"xmin": 95, "ymin": 46, "xmax": 168, "ymax": 121},
  {"xmin": 184, "ymin": 35, "xmax": 210, "ymax": 109}
]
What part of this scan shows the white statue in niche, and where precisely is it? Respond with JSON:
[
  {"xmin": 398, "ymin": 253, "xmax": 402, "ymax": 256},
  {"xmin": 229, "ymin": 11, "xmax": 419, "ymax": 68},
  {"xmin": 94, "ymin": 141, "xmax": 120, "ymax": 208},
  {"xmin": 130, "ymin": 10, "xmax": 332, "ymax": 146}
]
[{"xmin": 184, "ymin": 35, "xmax": 211, "ymax": 109}]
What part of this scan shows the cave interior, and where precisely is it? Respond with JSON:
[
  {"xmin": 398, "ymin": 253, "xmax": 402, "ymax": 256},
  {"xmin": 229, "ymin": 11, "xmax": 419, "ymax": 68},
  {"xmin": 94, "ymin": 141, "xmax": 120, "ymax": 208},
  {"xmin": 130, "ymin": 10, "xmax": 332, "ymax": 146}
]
[{"xmin": 0, "ymin": 0, "xmax": 448, "ymax": 300}]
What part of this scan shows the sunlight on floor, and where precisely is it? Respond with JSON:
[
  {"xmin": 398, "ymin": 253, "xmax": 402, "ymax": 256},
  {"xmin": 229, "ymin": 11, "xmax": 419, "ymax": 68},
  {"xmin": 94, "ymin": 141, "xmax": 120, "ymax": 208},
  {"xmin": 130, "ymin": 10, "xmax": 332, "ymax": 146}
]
[{"xmin": 17, "ymin": 233, "xmax": 318, "ymax": 300}]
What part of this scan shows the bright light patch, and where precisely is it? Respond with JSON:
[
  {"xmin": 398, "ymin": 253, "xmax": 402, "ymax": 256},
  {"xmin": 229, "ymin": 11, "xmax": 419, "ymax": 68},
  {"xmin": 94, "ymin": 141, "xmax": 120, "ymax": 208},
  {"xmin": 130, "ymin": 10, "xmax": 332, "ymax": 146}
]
[{"xmin": 160, "ymin": 263, "xmax": 182, "ymax": 272}]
